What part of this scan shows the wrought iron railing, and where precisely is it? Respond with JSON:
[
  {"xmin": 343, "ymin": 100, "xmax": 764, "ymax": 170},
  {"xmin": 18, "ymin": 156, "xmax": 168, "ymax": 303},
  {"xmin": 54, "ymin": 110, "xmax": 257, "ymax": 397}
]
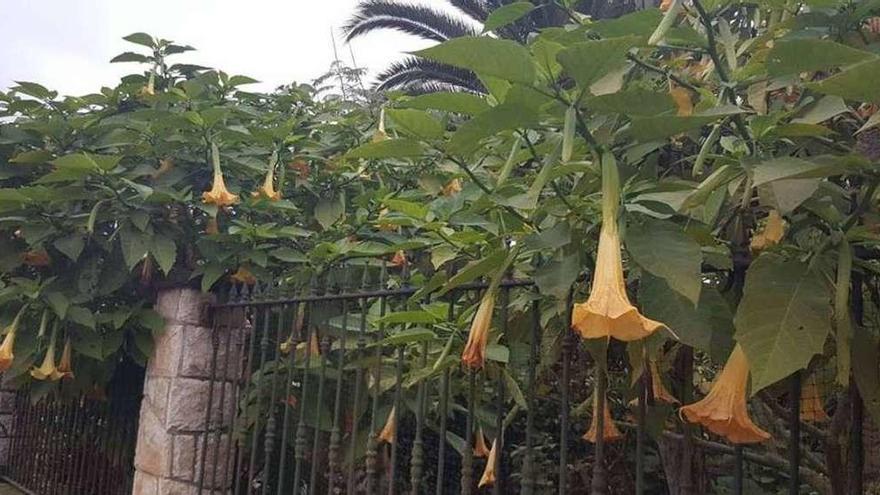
[
  {"xmin": 198, "ymin": 274, "xmax": 843, "ymax": 495},
  {"xmin": 4, "ymin": 364, "xmax": 143, "ymax": 495}
]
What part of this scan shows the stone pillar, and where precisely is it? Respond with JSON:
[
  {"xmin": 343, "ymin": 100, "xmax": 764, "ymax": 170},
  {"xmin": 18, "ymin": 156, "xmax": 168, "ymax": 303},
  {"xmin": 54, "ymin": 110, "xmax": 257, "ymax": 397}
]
[
  {"xmin": 0, "ymin": 377, "xmax": 16, "ymax": 467},
  {"xmin": 132, "ymin": 288, "xmax": 241, "ymax": 495}
]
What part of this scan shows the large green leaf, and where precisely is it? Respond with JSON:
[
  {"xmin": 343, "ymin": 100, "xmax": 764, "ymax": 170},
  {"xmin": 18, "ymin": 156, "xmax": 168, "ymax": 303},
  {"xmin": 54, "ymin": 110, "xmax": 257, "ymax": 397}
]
[
  {"xmin": 588, "ymin": 88, "xmax": 676, "ymax": 117},
  {"xmin": 315, "ymin": 195, "xmax": 345, "ymax": 229},
  {"xmin": 557, "ymin": 37, "xmax": 639, "ymax": 90},
  {"xmin": 626, "ymin": 219, "xmax": 702, "ymax": 305},
  {"xmin": 150, "ymin": 235, "xmax": 177, "ymax": 275},
  {"xmin": 767, "ymin": 39, "xmax": 874, "ymax": 76},
  {"xmin": 447, "ymin": 102, "xmax": 539, "ymax": 155},
  {"xmin": 385, "ymin": 108, "xmax": 444, "ymax": 139},
  {"xmin": 640, "ymin": 274, "xmax": 734, "ymax": 361},
  {"xmin": 414, "ymin": 36, "xmax": 536, "ymax": 84},
  {"xmin": 807, "ymin": 58, "xmax": 880, "ymax": 104},
  {"xmin": 483, "ymin": 2, "xmax": 536, "ymax": 32},
  {"xmin": 750, "ymin": 156, "xmax": 850, "ymax": 186},
  {"xmin": 734, "ymin": 254, "xmax": 831, "ymax": 393},
  {"xmin": 120, "ymin": 228, "xmax": 149, "ymax": 270}
]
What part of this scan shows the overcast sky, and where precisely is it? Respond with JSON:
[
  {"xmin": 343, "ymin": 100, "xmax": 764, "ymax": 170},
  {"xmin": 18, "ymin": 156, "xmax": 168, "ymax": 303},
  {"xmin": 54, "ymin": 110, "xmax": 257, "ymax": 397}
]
[{"xmin": 1, "ymin": 0, "xmax": 464, "ymax": 95}]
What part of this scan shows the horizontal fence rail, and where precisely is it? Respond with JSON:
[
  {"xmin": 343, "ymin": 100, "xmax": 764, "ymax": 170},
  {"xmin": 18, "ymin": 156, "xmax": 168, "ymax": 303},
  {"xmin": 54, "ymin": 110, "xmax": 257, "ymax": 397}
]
[{"xmin": 198, "ymin": 274, "xmax": 835, "ymax": 495}]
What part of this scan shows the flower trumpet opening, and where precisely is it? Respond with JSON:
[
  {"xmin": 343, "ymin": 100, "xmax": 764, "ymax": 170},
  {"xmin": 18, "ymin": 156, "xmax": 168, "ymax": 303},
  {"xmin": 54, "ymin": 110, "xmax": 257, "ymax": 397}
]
[
  {"xmin": 0, "ymin": 307, "xmax": 25, "ymax": 372},
  {"xmin": 202, "ymin": 143, "xmax": 239, "ymax": 207},
  {"xmin": 571, "ymin": 155, "xmax": 666, "ymax": 341},
  {"xmin": 56, "ymin": 337, "xmax": 74, "ymax": 380},
  {"xmin": 461, "ymin": 291, "xmax": 496, "ymax": 370},
  {"xmin": 378, "ymin": 406, "xmax": 396, "ymax": 444},
  {"xmin": 478, "ymin": 439, "xmax": 498, "ymax": 488},
  {"xmin": 584, "ymin": 392, "xmax": 622, "ymax": 443},
  {"xmin": 680, "ymin": 345, "xmax": 771, "ymax": 444},
  {"xmin": 31, "ymin": 324, "xmax": 63, "ymax": 381},
  {"xmin": 474, "ymin": 427, "xmax": 491, "ymax": 458}
]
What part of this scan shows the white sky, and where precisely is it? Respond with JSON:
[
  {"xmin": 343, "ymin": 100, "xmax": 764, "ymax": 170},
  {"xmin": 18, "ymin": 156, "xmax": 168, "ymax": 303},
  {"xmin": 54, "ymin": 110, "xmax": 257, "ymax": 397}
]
[{"xmin": 1, "ymin": 0, "xmax": 466, "ymax": 96}]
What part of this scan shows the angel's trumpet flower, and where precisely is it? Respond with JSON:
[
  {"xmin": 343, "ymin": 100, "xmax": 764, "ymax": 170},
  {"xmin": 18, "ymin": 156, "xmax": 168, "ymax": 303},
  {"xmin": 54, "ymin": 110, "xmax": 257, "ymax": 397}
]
[
  {"xmin": 31, "ymin": 324, "xmax": 63, "ymax": 381},
  {"xmin": 378, "ymin": 406, "xmax": 396, "ymax": 444},
  {"xmin": 372, "ymin": 108, "xmax": 389, "ymax": 142},
  {"xmin": 583, "ymin": 392, "xmax": 622, "ymax": 443},
  {"xmin": 750, "ymin": 209, "xmax": 785, "ymax": 252},
  {"xmin": 461, "ymin": 290, "xmax": 496, "ymax": 370},
  {"xmin": 680, "ymin": 345, "xmax": 771, "ymax": 444},
  {"xmin": 230, "ymin": 266, "xmax": 256, "ymax": 285},
  {"xmin": 474, "ymin": 427, "xmax": 491, "ymax": 458},
  {"xmin": 252, "ymin": 152, "xmax": 281, "ymax": 201},
  {"xmin": 571, "ymin": 154, "xmax": 666, "ymax": 341},
  {"xmin": 478, "ymin": 439, "xmax": 498, "ymax": 488},
  {"xmin": 442, "ymin": 178, "xmax": 462, "ymax": 196},
  {"xmin": 56, "ymin": 337, "xmax": 74, "ymax": 380},
  {"xmin": 202, "ymin": 143, "xmax": 239, "ymax": 207},
  {"xmin": 0, "ymin": 307, "xmax": 26, "ymax": 372}
]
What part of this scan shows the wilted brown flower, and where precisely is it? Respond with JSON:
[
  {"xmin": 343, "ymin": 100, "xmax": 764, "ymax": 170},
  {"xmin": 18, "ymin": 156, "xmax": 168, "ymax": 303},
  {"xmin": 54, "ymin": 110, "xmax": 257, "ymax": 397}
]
[
  {"xmin": 230, "ymin": 266, "xmax": 257, "ymax": 285},
  {"xmin": 378, "ymin": 406, "xmax": 396, "ymax": 444},
  {"xmin": 800, "ymin": 374, "xmax": 829, "ymax": 423},
  {"xmin": 478, "ymin": 439, "xmax": 498, "ymax": 488},
  {"xmin": 22, "ymin": 250, "xmax": 51, "ymax": 267},
  {"xmin": 56, "ymin": 337, "xmax": 74, "ymax": 380}
]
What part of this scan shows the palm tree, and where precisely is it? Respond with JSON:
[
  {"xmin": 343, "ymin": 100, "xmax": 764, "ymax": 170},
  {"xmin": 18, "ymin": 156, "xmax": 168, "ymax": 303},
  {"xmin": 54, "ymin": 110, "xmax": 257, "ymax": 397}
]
[{"xmin": 344, "ymin": 0, "xmax": 642, "ymax": 94}]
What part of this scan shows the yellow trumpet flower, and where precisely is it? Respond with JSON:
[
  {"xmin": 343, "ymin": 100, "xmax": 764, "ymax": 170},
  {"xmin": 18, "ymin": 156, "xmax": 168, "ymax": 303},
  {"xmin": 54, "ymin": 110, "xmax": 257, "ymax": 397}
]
[
  {"xmin": 252, "ymin": 152, "xmax": 281, "ymax": 201},
  {"xmin": 571, "ymin": 155, "xmax": 666, "ymax": 341},
  {"xmin": 378, "ymin": 406, "xmax": 396, "ymax": 444},
  {"xmin": 461, "ymin": 290, "xmax": 496, "ymax": 370},
  {"xmin": 0, "ymin": 307, "xmax": 26, "ymax": 372},
  {"xmin": 372, "ymin": 108, "xmax": 389, "ymax": 142},
  {"xmin": 583, "ymin": 392, "xmax": 623, "ymax": 443},
  {"xmin": 800, "ymin": 374, "xmax": 829, "ymax": 423},
  {"xmin": 56, "ymin": 337, "xmax": 74, "ymax": 380},
  {"xmin": 680, "ymin": 345, "xmax": 771, "ymax": 444},
  {"xmin": 474, "ymin": 427, "xmax": 491, "ymax": 458},
  {"xmin": 31, "ymin": 325, "xmax": 63, "ymax": 381},
  {"xmin": 750, "ymin": 209, "xmax": 785, "ymax": 253},
  {"xmin": 478, "ymin": 439, "xmax": 498, "ymax": 488},
  {"xmin": 441, "ymin": 178, "xmax": 462, "ymax": 196},
  {"xmin": 202, "ymin": 143, "xmax": 239, "ymax": 207}
]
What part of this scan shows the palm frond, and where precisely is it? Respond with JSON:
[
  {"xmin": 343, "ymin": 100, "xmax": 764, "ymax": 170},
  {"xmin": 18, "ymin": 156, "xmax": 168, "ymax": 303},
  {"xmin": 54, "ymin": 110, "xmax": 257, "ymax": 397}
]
[
  {"xmin": 375, "ymin": 56, "xmax": 484, "ymax": 94},
  {"xmin": 448, "ymin": 0, "xmax": 490, "ymax": 23},
  {"xmin": 344, "ymin": 0, "xmax": 478, "ymax": 42}
]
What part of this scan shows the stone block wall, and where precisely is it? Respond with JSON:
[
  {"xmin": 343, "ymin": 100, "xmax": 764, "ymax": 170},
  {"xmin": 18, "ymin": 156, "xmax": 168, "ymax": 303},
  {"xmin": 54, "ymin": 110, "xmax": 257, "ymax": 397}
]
[
  {"xmin": 132, "ymin": 288, "xmax": 244, "ymax": 495},
  {"xmin": 0, "ymin": 377, "xmax": 15, "ymax": 468}
]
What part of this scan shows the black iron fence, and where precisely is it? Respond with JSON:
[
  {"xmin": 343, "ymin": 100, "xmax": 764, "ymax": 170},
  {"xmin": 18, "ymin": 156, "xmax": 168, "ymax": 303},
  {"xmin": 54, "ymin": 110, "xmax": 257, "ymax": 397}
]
[
  {"xmin": 198, "ymin": 273, "xmax": 856, "ymax": 495},
  {"xmin": 4, "ymin": 363, "xmax": 143, "ymax": 495}
]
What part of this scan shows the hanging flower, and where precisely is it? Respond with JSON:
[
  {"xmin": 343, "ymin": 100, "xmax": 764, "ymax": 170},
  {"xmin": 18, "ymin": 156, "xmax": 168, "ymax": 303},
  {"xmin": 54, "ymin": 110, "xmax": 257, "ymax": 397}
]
[
  {"xmin": 252, "ymin": 152, "xmax": 281, "ymax": 201},
  {"xmin": 461, "ymin": 290, "xmax": 496, "ymax": 370},
  {"xmin": 583, "ymin": 392, "xmax": 623, "ymax": 443},
  {"xmin": 474, "ymin": 427, "xmax": 491, "ymax": 458},
  {"xmin": 22, "ymin": 250, "xmax": 51, "ymax": 267},
  {"xmin": 56, "ymin": 337, "xmax": 74, "ymax": 380},
  {"xmin": 650, "ymin": 359, "xmax": 679, "ymax": 404},
  {"xmin": 478, "ymin": 439, "xmax": 498, "ymax": 488},
  {"xmin": 378, "ymin": 406, "xmax": 396, "ymax": 444},
  {"xmin": 0, "ymin": 307, "xmax": 25, "ymax": 372},
  {"xmin": 372, "ymin": 108, "xmax": 389, "ymax": 142},
  {"xmin": 669, "ymin": 84, "xmax": 693, "ymax": 116},
  {"xmin": 31, "ymin": 325, "xmax": 63, "ymax": 381},
  {"xmin": 138, "ymin": 70, "xmax": 156, "ymax": 98},
  {"xmin": 750, "ymin": 209, "xmax": 785, "ymax": 252},
  {"xmin": 571, "ymin": 155, "xmax": 666, "ymax": 341},
  {"xmin": 800, "ymin": 374, "xmax": 829, "ymax": 423},
  {"xmin": 230, "ymin": 266, "xmax": 257, "ymax": 285},
  {"xmin": 680, "ymin": 345, "xmax": 771, "ymax": 444},
  {"xmin": 442, "ymin": 178, "xmax": 462, "ymax": 196},
  {"xmin": 390, "ymin": 250, "xmax": 408, "ymax": 268},
  {"xmin": 202, "ymin": 143, "xmax": 239, "ymax": 207}
]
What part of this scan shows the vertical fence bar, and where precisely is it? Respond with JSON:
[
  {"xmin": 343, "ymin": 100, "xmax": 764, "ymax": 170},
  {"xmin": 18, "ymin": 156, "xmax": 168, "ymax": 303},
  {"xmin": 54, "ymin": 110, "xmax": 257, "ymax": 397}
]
[
  {"xmin": 789, "ymin": 371, "xmax": 801, "ymax": 495},
  {"xmin": 591, "ymin": 364, "xmax": 607, "ymax": 495},
  {"xmin": 494, "ymin": 282, "xmax": 511, "ymax": 495},
  {"xmin": 680, "ymin": 347, "xmax": 696, "ymax": 495},
  {"xmin": 346, "ymin": 296, "xmax": 369, "ymax": 495},
  {"xmin": 851, "ymin": 381, "xmax": 864, "ymax": 495},
  {"xmin": 558, "ymin": 289, "xmax": 572, "ymax": 495},
  {"xmin": 367, "ymin": 293, "xmax": 387, "ymax": 494},
  {"xmin": 636, "ymin": 367, "xmax": 647, "ymax": 495},
  {"xmin": 410, "ymin": 341, "xmax": 429, "ymax": 494},
  {"xmin": 308, "ymin": 335, "xmax": 331, "ymax": 495},
  {"xmin": 197, "ymin": 311, "xmax": 222, "ymax": 495},
  {"xmin": 389, "ymin": 345, "xmax": 404, "ymax": 495},
  {"xmin": 435, "ymin": 291, "xmax": 456, "ymax": 495},
  {"xmin": 212, "ymin": 307, "xmax": 236, "ymax": 492},
  {"xmin": 293, "ymin": 298, "xmax": 314, "ymax": 493},
  {"xmin": 461, "ymin": 370, "xmax": 476, "ymax": 495},
  {"xmin": 261, "ymin": 303, "xmax": 284, "ymax": 495},
  {"xmin": 248, "ymin": 299, "xmax": 272, "ymax": 495},
  {"xmin": 275, "ymin": 303, "xmax": 298, "ymax": 495},
  {"xmin": 233, "ymin": 294, "xmax": 258, "ymax": 495},
  {"xmin": 328, "ymin": 300, "xmax": 348, "ymax": 492},
  {"xmin": 523, "ymin": 297, "xmax": 540, "ymax": 495}
]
